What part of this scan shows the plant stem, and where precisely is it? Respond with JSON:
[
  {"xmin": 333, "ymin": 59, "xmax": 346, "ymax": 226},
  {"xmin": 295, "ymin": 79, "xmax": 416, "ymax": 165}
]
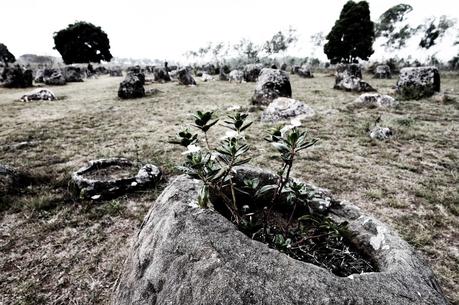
[
  {"xmin": 204, "ymin": 132, "xmax": 211, "ymax": 150},
  {"xmin": 285, "ymin": 202, "xmax": 297, "ymax": 233},
  {"xmin": 229, "ymin": 177, "xmax": 238, "ymax": 215}
]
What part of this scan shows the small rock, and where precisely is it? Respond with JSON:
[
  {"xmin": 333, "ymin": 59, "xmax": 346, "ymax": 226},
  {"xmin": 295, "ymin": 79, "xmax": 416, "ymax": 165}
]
[
  {"xmin": 432, "ymin": 93, "xmax": 456, "ymax": 104},
  {"xmin": 261, "ymin": 97, "xmax": 315, "ymax": 122},
  {"xmin": 20, "ymin": 88, "xmax": 56, "ymax": 102},
  {"xmin": 369, "ymin": 126, "xmax": 393, "ymax": 140},
  {"xmin": 201, "ymin": 73, "xmax": 214, "ymax": 82},
  {"xmin": 350, "ymin": 93, "xmax": 398, "ymax": 109}
]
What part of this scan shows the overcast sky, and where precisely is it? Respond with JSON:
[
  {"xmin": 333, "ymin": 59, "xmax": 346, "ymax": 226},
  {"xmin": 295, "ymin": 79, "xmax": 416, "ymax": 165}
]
[{"xmin": 1, "ymin": 0, "xmax": 458, "ymax": 62}]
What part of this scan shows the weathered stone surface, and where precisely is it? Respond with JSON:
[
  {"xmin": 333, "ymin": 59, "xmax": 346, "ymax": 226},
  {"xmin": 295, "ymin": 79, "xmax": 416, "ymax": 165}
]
[
  {"xmin": 20, "ymin": 88, "xmax": 56, "ymax": 102},
  {"xmin": 369, "ymin": 126, "xmax": 393, "ymax": 140},
  {"xmin": 118, "ymin": 72, "xmax": 145, "ymax": 99},
  {"xmin": 228, "ymin": 70, "xmax": 244, "ymax": 83},
  {"xmin": 261, "ymin": 97, "xmax": 315, "ymax": 122},
  {"xmin": 1, "ymin": 65, "xmax": 33, "ymax": 88},
  {"xmin": 373, "ymin": 65, "xmax": 391, "ymax": 79},
  {"xmin": 432, "ymin": 93, "xmax": 456, "ymax": 104},
  {"xmin": 291, "ymin": 65, "xmax": 300, "ymax": 74},
  {"xmin": 219, "ymin": 65, "xmax": 229, "ymax": 81},
  {"xmin": 201, "ymin": 73, "xmax": 214, "ymax": 82},
  {"xmin": 0, "ymin": 164, "xmax": 18, "ymax": 194},
  {"xmin": 109, "ymin": 66, "xmax": 123, "ymax": 77},
  {"xmin": 202, "ymin": 63, "xmax": 217, "ymax": 75},
  {"xmin": 177, "ymin": 68, "xmax": 196, "ymax": 86},
  {"xmin": 0, "ymin": 164, "xmax": 31, "ymax": 195},
  {"xmin": 243, "ymin": 63, "xmax": 263, "ymax": 82},
  {"xmin": 64, "ymin": 66, "xmax": 84, "ymax": 82},
  {"xmin": 251, "ymin": 68, "xmax": 292, "ymax": 105},
  {"xmin": 44, "ymin": 69, "xmax": 66, "ymax": 86},
  {"xmin": 349, "ymin": 93, "xmax": 398, "ymax": 109},
  {"xmin": 396, "ymin": 66, "xmax": 440, "ymax": 100},
  {"xmin": 153, "ymin": 67, "xmax": 171, "ymax": 82},
  {"xmin": 94, "ymin": 66, "xmax": 109, "ymax": 75},
  {"xmin": 334, "ymin": 64, "xmax": 375, "ymax": 92},
  {"xmin": 113, "ymin": 166, "xmax": 447, "ymax": 305},
  {"xmin": 297, "ymin": 65, "xmax": 314, "ymax": 78},
  {"xmin": 70, "ymin": 158, "xmax": 161, "ymax": 200},
  {"xmin": 336, "ymin": 63, "xmax": 362, "ymax": 78}
]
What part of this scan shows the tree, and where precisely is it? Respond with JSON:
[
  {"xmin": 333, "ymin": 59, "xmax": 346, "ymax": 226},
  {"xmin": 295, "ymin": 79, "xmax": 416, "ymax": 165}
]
[
  {"xmin": 233, "ymin": 39, "xmax": 260, "ymax": 62},
  {"xmin": 375, "ymin": 4, "xmax": 413, "ymax": 37},
  {"xmin": 0, "ymin": 43, "xmax": 15, "ymax": 66},
  {"xmin": 53, "ymin": 21, "xmax": 113, "ymax": 64},
  {"xmin": 323, "ymin": 1, "xmax": 375, "ymax": 64},
  {"xmin": 375, "ymin": 4, "xmax": 415, "ymax": 49},
  {"xmin": 263, "ymin": 28, "xmax": 297, "ymax": 55},
  {"xmin": 419, "ymin": 16, "xmax": 455, "ymax": 49}
]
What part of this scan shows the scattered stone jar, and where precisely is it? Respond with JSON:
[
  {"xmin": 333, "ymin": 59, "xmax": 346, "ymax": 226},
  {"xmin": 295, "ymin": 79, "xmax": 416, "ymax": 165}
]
[
  {"xmin": 228, "ymin": 70, "xmax": 244, "ymax": 83},
  {"xmin": 113, "ymin": 166, "xmax": 447, "ymax": 305},
  {"xmin": 334, "ymin": 63, "xmax": 375, "ymax": 92},
  {"xmin": 70, "ymin": 158, "xmax": 161, "ymax": 200},
  {"xmin": 177, "ymin": 68, "xmax": 196, "ymax": 86},
  {"xmin": 243, "ymin": 63, "xmax": 263, "ymax": 82},
  {"xmin": 373, "ymin": 64, "xmax": 391, "ymax": 79},
  {"xmin": 64, "ymin": 66, "xmax": 84, "ymax": 82},
  {"xmin": 395, "ymin": 66, "xmax": 440, "ymax": 100},
  {"xmin": 1, "ymin": 65, "xmax": 33, "ymax": 88},
  {"xmin": 296, "ymin": 65, "xmax": 314, "ymax": 78},
  {"xmin": 251, "ymin": 68, "xmax": 292, "ymax": 105},
  {"xmin": 118, "ymin": 71, "xmax": 146, "ymax": 99}
]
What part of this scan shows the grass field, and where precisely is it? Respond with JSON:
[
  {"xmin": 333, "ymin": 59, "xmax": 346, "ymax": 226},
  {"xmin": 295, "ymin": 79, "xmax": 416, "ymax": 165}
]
[{"xmin": 1, "ymin": 72, "xmax": 458, "ymax": 304}]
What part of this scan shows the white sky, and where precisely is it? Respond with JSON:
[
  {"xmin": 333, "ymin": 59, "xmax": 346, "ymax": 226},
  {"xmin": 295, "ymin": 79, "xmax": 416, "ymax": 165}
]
[{"xmin": 1, "ymin": 0, "xmax": 458, "ymax": 62}]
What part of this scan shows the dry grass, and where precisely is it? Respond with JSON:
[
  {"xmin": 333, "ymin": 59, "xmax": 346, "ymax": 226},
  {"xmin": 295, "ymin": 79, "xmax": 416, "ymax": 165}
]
[{"xmin": 1, "ymin": 72, "xmax": 458, "ymax": 304}]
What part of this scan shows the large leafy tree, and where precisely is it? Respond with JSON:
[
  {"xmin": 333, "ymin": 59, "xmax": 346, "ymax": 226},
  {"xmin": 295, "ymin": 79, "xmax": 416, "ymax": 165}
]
[
  {"xmin": 53, "ymin": 21, "xmax": 113, "ymax": 64},
  {"xmin": 324, "ymin": 1, "xmax": 375, "ymax": 64},
  {"xmin": 0, "ymin": 43, "xmax": 16, "ymax": 66}
]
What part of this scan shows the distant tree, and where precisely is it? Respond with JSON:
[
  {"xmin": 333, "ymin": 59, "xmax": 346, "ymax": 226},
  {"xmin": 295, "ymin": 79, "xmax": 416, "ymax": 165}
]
[
  {"xmin": 419, "ymin": 16, "xmax": 455, "ymax": 49},
  {"xmin": 375, "ymin": 4, "xmax": 415, "ymax": 49},
  {"xmin": 310, "ymin": 32, "xmax": 325, "ymax": 47},
  {"xmin": 324, "ymin": 1, "xmax": 375, "ymax": 63},
  {"xmin": 53, "ymin": 21, "xmax": 112, "ymax": 64},
  {"xmin": 234, "ymin": 39, "xmax": 260, "ymax": 62},
  {"xmin": 263, "ymin": 28, "xmax": 297, "ymax": 55},
  {"xmin": 375, "ymin": 4, "xmax": 413, "ymax": 37},
  {"xmin": 197, "ymin": 44, "xmax": 212, "ymax": 59},
  {"xmin": 0, "ymin": 43, "xmax": 15, "ymax": 66}
]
